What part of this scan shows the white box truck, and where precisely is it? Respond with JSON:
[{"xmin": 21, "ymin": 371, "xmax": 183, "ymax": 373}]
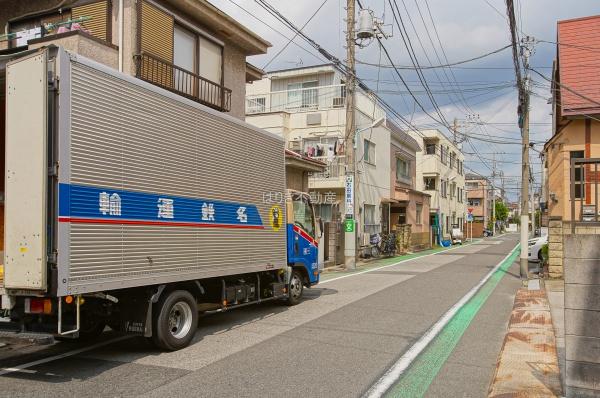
[{"xmin": 0, "ymin": 46, "xmax": 321, "ymax": 350}]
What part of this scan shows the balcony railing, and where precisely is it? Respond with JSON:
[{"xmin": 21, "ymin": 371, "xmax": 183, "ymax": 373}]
[
  {"xmin": 309, "ymin": 156, "xmax": 346, "ymax": 180},
  {"xmin": 134, "ymin": 52, "xmax": 232, "ymax": 112},
  {"xmin": 246, "ymin": 84, "xmax": 346, "ymax": 114}
]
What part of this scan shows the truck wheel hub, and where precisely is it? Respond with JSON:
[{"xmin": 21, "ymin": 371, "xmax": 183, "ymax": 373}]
[{"xmin": 168, "ymin": 301, "xmax": 193, "ymax": 339}]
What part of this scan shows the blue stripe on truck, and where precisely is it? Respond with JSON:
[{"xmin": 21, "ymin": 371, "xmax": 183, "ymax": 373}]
[{"xmin": 58, "ymin": 183, "xmax": 264, "ymax": 228}]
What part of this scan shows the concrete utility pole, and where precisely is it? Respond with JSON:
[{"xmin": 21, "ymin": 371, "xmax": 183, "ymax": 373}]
[
  {"xmin": 519, "ymin": 36, "xmax": 534, "ymax": 280},
  {"xmin": 453, "ymin": 117, "xmax": 458, "ymax": 145},
  {"xmin": 492, "ymin": 152, "xmax": 496, "ymax": 236},
  {"xmin": 344, "ymin": 0, "xmax": 357, "ymax": 269}
]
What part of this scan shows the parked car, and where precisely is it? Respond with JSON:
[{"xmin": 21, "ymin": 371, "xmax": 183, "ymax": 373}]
[{"xmin": 528, "ymin": 235, "xmax": 548, "ymax": 262}]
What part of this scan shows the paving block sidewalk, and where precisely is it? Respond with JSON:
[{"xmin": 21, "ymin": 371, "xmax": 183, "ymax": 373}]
[{"xmin": 488, "ymin": 287, "xmax": 562, "ymax": 397}]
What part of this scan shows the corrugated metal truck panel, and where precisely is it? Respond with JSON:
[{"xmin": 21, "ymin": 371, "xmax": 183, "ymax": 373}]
[{"xmin": 56, "ymin": 52, "xmax": 287, "ymax": 295}]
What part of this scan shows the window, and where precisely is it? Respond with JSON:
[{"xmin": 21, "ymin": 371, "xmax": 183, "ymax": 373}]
[
  {"xmin": 450, "ymin": 182, "xmax": 456, "ymax": 199},
  {"xmin": 173, "ymin": 23, "xmax": 224, "ymax": 96},
  {"xmin": 364, "ymin": 139, "xmax": 376, "ymax": 164},
  {"xmin": 466, "ymin": 181, "xmax": 478, "ymax": 189},
  {"xmin": 571, "ymin": 150, "xmax": 585, "ymax": 199},
  {"xmin": 246, "ymin": 97, "xmax": 266, "ymax": 113},
  {"xmin": 364, "ymin": 204, "xmax": 379, "ymax": 234},
  {"xmin": 468, "ymin": 199, "xmax": 481, "ymax": 206},
  {"xmin": 441, "ymin": 180, "xmax": 447, "ymax": 198},
  {"xmin": 396, "ymin": 207, "xmax": 407, "ymax": 225},
  {"xmin": 457, "ymin": 188, "xmax": 463, "ymax": 203},
  {"xmin": 416, "ymin": 204, "xmax": 423, "ymax": 224},
  {"xmin": 287, "ymin": 81, "xmax": 318, "ymax": 109},
  {"xmin": 440, "ymin": 145, "xmax": 447, "ymax": 164},
  {"xmin": 199, "ymin": 36, "xmax": 223, "ymax": 84},
  {"xmin": 396, "ymin": 158, "xmax": 410, "ymax": 180},
  {"xmin": 450, "ymin": 152, "xmax": 456, "ymax": 169},
  {"xmin": 425, "ymin": 142, "xmax": 436, "ymax": 155},
  {"xmin": 424, "ymin": 177, "xmax": 436, "ymax": 191},
  {"xmin": 292, "ymin": 193, "xmax": 316, "ymax": 237},
  {"xmin": 315, "ymin": 203, "xmax": 334, "ymax": 222}
]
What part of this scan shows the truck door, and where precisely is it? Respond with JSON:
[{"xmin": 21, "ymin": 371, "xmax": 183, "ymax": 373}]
[{"xmin": 287, "ymin": 192, "xmax": 319, "ymax": 284}]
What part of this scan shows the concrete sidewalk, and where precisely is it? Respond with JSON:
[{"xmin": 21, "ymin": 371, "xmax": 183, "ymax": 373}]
[{"xmin": 488, "ymin": 285, "xmax": 562, "ymax": 397}]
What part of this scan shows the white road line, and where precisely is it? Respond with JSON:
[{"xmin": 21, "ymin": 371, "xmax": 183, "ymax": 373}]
[
  {"xmin": 364, "ymin": 243, "xmax": 519, "ymax": 398},
  {"xmin": 320, "ymin": 241, "xmax": 481, "ymax": 285},
  {"xmin": 0, "ymin": 335, "xmax": 133, "ymax": 376}
]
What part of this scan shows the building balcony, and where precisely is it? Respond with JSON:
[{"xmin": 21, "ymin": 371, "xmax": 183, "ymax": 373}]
[
  {"xmin": 246, "ymin": 84, "xmax": 346, "ymax": 114},
  {"xmin": 134, "ymin": 52, "xmax": 232, "ymax": 112},
  {"xmin": 308, "ymin": 156, "xmax": 346, "ymax": 189}
]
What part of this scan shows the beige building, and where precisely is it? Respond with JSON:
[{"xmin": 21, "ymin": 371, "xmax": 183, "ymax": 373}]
[
  {"xmin": 246, "ymin": 64, "xmax": 430, "ymax": 259},
  {"xmin": 465, "ymin": 174, "xmax": 492, "ymax": 237},
  {"xmin": 0, "ymin": 0, "xmax": 270, "ymax": 119},
  {"xmin": 410, "ymin": 129, "xmax": 466, "ymax": 243}
]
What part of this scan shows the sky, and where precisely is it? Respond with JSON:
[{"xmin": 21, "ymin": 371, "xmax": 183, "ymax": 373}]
[{"xmin": 209, "ymin": 0, "xmax": 599, "ymax": 201}]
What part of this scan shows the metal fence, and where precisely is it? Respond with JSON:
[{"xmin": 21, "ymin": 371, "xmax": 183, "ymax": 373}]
[
  {"xmin": 570, "ymin": 157, "xmax": 600, "ymax": 232},
  {"xmin": 134, "ymin": 52, "xmax": 232, "ymax": 112},
  {"xmin": 309, "ymin": 156, "xmax": 346, "ymax": 180}
]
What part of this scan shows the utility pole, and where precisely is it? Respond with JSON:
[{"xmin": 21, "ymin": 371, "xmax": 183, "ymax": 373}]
[
  {"xmin": 519, "ymin": 36, "xmax": 534, "ymax": 280},
  {"xmin": 492, "ymin": 152, "xmax": 496, "ymax": 236},
  {"xmin": 344, "ymin": 0, "xmax": 357, "ymax": 269},
  {"xmin": 453, "ymin": 117, "xmax": 458, "ymax": 145}
]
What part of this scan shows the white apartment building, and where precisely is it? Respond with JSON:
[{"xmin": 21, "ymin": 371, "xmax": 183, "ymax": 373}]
[
  {"xmin": 246, "ymin": 64, "xmax": 409, "ymax": 263},
  {"xmin": 410, "ymin": 129, "xmax": 466, "ymax": 241}
]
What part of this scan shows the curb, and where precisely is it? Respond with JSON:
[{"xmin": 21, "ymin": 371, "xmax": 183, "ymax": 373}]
[{"xmin": 488, "ymin": 287, "xmax": 562, "ymax": 397}]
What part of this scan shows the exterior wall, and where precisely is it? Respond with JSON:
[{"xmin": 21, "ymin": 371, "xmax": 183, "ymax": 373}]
[
  {"xmin": 3, "ymin": 0, "xmax": 257, "ymax": 120},
  {"xmin": 411, "ymin": 129, "xmax": 466, "ymax": 236},
  {"xmin": 466, "ymin": 178, "xmax": 489, "ymax": 224},
  {"xmin": 563, "ymin": 235, "xmax": 600, "ymax": 397},
  {"xmin": 546, "ymin": 119, "xmax": 600, "ymax": 221},
  {"xmin": 285, "ymin": 167, "xmax": 308, "ymax": 193},
  {"xmin": 223, "ymin": 43, "xmax": 247, "ymax": 119},
  {"xmin": 29, "ymin": 32, "xmax": 118, "ymax": 69}
]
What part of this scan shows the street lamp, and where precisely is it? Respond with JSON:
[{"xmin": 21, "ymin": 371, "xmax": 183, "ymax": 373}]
[{"xmin": 353, "ymin": 116, "xmax": 386, "ymax": 149}]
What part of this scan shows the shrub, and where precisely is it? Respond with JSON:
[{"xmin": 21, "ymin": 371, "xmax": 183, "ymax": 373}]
[{"xmin": 540, "ymin": 243, "xmax": 549, "ymax": 265}]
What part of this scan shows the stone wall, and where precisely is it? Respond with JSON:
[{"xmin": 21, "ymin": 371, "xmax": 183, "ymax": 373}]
[{"xmin": 564, "ymin": 235, "xmax": 600, "ymax": 397}]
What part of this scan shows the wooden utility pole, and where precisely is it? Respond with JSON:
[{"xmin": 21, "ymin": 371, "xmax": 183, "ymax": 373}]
[{"xmin": 344, "ymin": 0, "xmax": 357, "ymax": 269}]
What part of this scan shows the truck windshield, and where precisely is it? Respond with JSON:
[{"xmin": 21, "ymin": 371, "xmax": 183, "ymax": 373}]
[{"xmin": 292, "ymin": 195, "xmax": 315, "ymax": 238}]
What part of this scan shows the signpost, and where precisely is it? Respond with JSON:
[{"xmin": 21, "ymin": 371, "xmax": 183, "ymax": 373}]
[
  {"xmin": 344, "ymin": 218, "xmax": 355, "ymax": 233},
  {"xmin": 467, "ymin": 208, "xmax": 474, "ymax": 242}
]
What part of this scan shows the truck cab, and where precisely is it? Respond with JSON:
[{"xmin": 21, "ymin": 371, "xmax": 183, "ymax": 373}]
[{"xmin": 286, "ymin": 190, "xmax": 321, "ymax": 287}]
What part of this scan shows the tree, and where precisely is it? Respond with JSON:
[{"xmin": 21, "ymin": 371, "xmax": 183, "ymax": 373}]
[{"xmin": 494, "ymin": 201, "xmax": 509, "ymax": 222}]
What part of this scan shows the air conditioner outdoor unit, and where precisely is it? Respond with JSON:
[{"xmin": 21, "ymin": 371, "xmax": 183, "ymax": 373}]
[{"xmin": 288, "ymin": 140, "xmax": 301, "ymax": 151}]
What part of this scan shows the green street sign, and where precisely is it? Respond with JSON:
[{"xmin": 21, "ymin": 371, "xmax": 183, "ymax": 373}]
[{"xmin": 344, "ymin": 219, "xmax": 355, "ymax": 233}]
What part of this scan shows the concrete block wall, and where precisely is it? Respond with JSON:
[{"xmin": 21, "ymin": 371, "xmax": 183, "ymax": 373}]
[
  {"xmin": 548, "ymin": 219, "xmax": 564, "ymax": 278},
  {"xmin": 564, "ymin": 235, "xmax": 600, "ymax": 397}
]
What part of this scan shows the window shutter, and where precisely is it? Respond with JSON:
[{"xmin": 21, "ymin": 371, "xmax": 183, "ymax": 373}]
[
  {"xmin": 139, "ymin": 1, "xmax": 174, "ymax": 88},
  {"xmin": 141, "ymin": 1, "xmax": 174, "ymax": 62},
  {"xmin": 71, "ymin": 1, "xmax": 109, "ymax": 41}
]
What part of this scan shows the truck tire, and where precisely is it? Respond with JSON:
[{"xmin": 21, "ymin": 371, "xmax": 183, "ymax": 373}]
[
  {"xmin": 152, "ymin": 290, "xmax": 198, "ymax": 351},
  {"xmin": 286, "ymin": 270, "xmax": 304, "ymax": 306}
]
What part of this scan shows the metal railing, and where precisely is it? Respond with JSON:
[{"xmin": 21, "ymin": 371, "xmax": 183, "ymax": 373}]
[
  {"xmin": 309, "ymin": 156, "xmax": 347, "ymax": 180},
  {"xmin": 134, "ymin": 52, "xmax": 232, "ymax": 112},
  {"xmin": 570, "ymin": 158, "xmax": 600, "ymax": 232},
  {"xmin": 246, "ymin": 84, "xmax": 347, "ymax": 114}
]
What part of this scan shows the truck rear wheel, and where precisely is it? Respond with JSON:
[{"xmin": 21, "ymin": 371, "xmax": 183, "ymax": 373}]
[
  {"xmin": 286, "ymin": 270, "xmax": 304, "ymax": 306},
  {"xmin": 152, "ymin": 290, "xmax": 198, "ymax": 351}
]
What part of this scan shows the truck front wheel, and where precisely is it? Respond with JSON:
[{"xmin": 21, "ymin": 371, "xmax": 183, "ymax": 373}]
[
  {"xmin": 152, "ymin": 290, "xmax": 198, "ymax": 351},
  {"xmin": 286, "ymin": 270, "xmax": 304, "ymax": 306}
]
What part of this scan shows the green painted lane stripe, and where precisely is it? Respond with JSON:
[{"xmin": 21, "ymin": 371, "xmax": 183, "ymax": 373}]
[{"xmin": 384, "ymin": 244, "xmax": 521, "ymax": 398}]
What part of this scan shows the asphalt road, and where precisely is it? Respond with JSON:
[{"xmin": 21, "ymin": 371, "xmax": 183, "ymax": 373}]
[{"xmin": 0, "ymin": 234, "xmax": 521, "ymax": 397}]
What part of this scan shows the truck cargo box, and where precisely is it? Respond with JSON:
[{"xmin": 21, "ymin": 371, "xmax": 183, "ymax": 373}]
[{"xmin": 3, "ymin": 47, "xmax": 287, "ymax": 296}]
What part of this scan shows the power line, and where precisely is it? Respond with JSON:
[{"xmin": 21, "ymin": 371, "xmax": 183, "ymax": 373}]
[
  {"xmin": 355, "ymin": 44, "xmax": 511, "ymax": 69},
  {"xmin": 261, "ymin": 0, "xmax": 330, "ymax": 69}
]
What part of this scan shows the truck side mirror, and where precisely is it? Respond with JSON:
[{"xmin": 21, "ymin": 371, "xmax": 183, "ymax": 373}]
[{"xmin": 318, "ymin": 218, "xmax": 324, "ymax": 238}]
